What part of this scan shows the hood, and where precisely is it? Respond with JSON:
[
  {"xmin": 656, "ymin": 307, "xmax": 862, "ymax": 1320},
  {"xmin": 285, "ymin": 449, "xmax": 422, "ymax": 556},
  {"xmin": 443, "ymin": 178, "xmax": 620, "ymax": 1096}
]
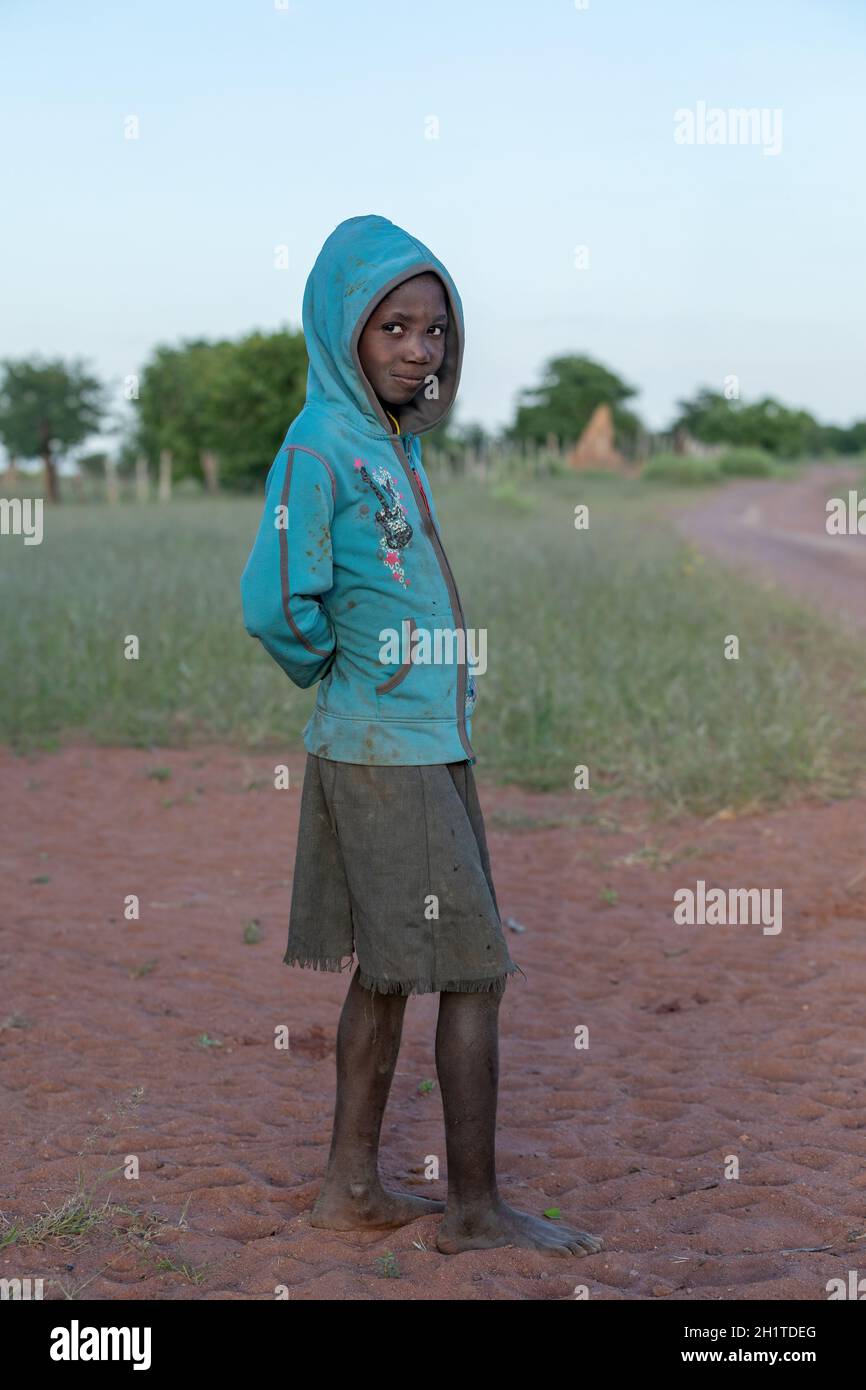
[{"xmin": 301, "ymin": 215, "xmax": 465, "ymax": 437}]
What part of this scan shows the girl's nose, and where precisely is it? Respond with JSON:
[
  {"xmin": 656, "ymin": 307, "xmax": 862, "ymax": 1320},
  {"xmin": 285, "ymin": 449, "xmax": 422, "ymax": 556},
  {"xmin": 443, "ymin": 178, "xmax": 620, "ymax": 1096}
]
[{"xmin": 405, "ymin": 332, "xmax": 433, "ymax": 359}]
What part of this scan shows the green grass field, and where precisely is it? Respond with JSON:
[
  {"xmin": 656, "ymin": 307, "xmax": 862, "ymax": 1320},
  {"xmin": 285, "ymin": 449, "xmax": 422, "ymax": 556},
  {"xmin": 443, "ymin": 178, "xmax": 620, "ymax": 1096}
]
[{"xmin": 3, "ymin": 472, "xmax": 865, "ymax": 816}]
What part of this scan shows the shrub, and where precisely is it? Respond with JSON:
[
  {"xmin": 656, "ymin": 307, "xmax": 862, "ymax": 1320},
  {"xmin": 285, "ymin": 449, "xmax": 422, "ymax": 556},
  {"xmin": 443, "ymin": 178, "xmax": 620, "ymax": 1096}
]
[
  {"xmin": 717, "ymin": 447, "xmax": 774, "ymax": 477},
  {"xmin": 489, "ymin": 478, "xmax": 537, "ymax": 510},
  {"xmin": 641, "ymin": 453, "xmax": 721, "ymax": 485}
]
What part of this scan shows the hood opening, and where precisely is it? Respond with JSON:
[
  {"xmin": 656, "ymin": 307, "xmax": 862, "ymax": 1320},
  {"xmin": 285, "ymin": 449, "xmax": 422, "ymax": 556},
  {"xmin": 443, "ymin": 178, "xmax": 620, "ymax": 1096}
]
[
  {"xmin": 302, "ymin": 216, "xmax": 465, "ymax": 438},
  {"xmin": 350, "ymin": 267, "xmax": 463, "ymax": 436}
]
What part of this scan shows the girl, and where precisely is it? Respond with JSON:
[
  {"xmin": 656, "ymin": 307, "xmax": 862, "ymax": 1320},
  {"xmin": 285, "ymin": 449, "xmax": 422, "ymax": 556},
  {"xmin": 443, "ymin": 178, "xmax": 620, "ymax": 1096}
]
[{"xmin": 241, "ymin": 215, "xmax": 602, "ymax": 1256}]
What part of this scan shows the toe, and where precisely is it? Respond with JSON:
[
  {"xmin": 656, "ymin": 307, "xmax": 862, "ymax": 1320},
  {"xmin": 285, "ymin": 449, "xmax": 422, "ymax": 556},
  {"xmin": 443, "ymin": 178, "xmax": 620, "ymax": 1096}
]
[{"xmin": 561, "ymin": 1226, "xmax": 603, "ymax": 1253}]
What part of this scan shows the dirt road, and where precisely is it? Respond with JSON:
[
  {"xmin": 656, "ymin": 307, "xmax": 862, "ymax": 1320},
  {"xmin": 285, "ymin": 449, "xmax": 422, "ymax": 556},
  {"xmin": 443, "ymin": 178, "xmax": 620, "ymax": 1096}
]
[{"xmin": 672, "ymin": 462, "xmax": 866, "ymax": 635}]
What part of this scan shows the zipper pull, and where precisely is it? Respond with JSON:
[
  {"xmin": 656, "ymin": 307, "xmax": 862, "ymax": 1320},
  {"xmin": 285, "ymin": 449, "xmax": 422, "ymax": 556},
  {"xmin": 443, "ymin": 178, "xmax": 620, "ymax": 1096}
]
[
  {"xmin": 412, "ymin": 460, "xmax": 433, "ymax": 519},
  {"xmin": 417, "ymin": 474, "xmax": 432, "ymax": 517},
  {"xmin": 402, "ymin": 431, "xmax": 433, "ymax": 520}
]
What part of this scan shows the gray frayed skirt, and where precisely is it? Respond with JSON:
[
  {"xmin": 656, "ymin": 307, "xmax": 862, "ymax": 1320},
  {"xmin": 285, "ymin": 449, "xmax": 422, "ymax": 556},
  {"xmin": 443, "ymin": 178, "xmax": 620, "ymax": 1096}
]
[{"xmin": 285, "ymin": 754, "xmax": 525, "ymax": 996}]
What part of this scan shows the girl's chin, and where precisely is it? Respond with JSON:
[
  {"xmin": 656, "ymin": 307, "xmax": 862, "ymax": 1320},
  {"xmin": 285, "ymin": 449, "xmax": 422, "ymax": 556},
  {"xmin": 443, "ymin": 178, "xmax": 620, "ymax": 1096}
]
[{"xmin": 379, "ymin": 383, "xmax": 418, "ymax": 404}]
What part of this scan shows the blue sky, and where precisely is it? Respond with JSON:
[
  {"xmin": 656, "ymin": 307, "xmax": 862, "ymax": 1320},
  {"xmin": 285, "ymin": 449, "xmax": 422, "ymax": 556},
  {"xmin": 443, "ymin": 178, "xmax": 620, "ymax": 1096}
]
[{"xmin": 2, "ymin": 0, "xmax": 864, "ymax": 451}]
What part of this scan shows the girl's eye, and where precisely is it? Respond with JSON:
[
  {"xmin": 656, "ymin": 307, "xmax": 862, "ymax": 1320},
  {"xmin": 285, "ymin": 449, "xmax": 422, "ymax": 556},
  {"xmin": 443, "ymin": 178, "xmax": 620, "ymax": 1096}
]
[{"xmin": 381, "ymin": 323, "xmax": 445, "ymax": 335}]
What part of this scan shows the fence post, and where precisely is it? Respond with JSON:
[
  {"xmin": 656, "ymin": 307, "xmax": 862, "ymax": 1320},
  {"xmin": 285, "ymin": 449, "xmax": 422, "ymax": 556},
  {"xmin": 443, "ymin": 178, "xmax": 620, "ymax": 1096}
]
[
  {"xmin": 135, "ymin": 455, "xmax": 150, "ymax": 502},
  {"xmin": 201, "ymin": 449, "xmax": 220, "ymax": 493},
  {"xmin": 104, "ymin": 455, "xmax": 120, "ymax": 505},
  {"xmin": 158, "ymin": 449, "xmax": 173, "ymax": 502}
]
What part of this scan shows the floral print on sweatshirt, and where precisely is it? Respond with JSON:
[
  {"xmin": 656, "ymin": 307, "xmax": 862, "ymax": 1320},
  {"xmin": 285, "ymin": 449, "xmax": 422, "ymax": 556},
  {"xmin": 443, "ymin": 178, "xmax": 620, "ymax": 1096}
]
[{"xmin": 354, "ymin": 457, "xmax": 413, "ymax": 588}]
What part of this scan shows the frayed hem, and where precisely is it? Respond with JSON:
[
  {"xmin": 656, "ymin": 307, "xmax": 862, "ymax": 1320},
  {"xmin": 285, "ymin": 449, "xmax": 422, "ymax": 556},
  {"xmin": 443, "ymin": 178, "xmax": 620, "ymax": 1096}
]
[
  {"xmin": 283, "ymin": 953, "xmax": 355, "ymax": 973},
  {"xmin": 356, "ymin": 965, "xmax": 524, "ymax": 997}
]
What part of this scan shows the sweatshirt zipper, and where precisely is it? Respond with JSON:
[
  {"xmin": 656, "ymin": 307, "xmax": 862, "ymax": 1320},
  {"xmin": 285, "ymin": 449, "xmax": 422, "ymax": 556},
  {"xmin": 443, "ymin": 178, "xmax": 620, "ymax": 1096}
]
[
  {"xmin": 394, "ymin": 430, "xmax": 475, "ymax": 763},
  {"xmin": 403, "ymin": 433, "xmax": 432, "ymax": 519}
]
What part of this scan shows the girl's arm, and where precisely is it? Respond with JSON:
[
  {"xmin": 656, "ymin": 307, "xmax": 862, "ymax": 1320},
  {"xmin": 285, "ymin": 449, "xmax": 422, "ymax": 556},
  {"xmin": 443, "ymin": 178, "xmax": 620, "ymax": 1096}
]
[{"xmin": 240, "ymin": 448, "xmax": 337, "ymax": 688}]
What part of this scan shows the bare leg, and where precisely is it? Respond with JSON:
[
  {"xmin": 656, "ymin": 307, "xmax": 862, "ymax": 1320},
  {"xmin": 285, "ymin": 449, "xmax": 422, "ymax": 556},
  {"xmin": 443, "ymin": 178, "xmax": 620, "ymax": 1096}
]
[
  {"xmin": 310, "ymin": 967, "xmax": 445, "ymax": 1229},
  {"xmin": 435, "ymin": 989, "xmax": 604, "ymax": 1256}
]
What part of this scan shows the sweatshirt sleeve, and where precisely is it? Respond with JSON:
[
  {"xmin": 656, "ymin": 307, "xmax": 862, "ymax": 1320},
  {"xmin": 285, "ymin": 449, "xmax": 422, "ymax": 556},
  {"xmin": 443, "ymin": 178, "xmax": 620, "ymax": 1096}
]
[{"xmin": 240, "ymin": 446, "xmax": 337, "ymax": 689}]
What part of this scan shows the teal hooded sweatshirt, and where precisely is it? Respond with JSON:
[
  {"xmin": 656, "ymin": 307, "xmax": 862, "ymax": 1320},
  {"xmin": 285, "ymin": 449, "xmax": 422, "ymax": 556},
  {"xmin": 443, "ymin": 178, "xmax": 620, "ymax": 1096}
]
[{"xmin": 240, "ymin": 215, "xmax": 479, "ymax": 765}]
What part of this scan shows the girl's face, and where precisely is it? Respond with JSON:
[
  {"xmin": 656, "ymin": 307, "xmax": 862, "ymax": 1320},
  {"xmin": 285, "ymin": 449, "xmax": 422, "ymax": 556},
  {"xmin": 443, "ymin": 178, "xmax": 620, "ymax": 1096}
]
[{"xmin": 357, "ymin": 273, "xmax": 448, "ymax": 408}]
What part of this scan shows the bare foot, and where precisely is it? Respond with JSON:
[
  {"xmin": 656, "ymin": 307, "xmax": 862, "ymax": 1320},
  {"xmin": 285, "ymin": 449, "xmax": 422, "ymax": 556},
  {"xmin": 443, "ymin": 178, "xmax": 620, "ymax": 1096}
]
[
  {"xmin": 310, "ymin": 1181, "xmax": 445, "ymax": 1230},
  {"xmin": 436, "ymin": 1200, "xmax": 604, "ymax": 1256}
]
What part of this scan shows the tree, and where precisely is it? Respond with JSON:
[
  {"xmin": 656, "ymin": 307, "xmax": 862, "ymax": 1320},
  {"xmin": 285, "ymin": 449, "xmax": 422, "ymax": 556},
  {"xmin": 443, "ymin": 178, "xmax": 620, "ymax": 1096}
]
[
  {"xmin": 819, "ymin": 420, "xmax": 866, "ymax": 454},
  {"xmin": 671, "ymin": 389, "xmax": 821, "ymax": 457},
  {"xmin": 508, "ymin": 354, "xmax": 642, "ymax": 448},
  {"xmin": 134, "ymin": 341, "xmax": 221, "ymax": 487},
  {"xmin": 423, "ymin": 414, "xmax": 489, "ymax": 463},
  {"xmin": 128, "ymin": 330, "xmax": 309, "ymax": 492},
  {"xmin": 77, "ymin": 451, "xmax": 109, "ymax": 476},
  {"xmin": 671, "ymin": 389, "xmax": 741, "ymax": 445},
  {"xmin": 201, "ymin": 329, "xmax": 308, "ymax": 489},
  {"xmin": 0, "ymin": 357, "xmax": 106, "ymax": 502}
]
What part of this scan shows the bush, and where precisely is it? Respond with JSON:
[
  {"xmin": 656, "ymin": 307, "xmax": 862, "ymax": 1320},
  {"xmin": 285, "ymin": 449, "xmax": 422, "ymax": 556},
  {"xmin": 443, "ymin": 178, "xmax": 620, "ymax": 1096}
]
[
  {"xmin": 641, "ymin": 453, "xmax": 721, "ymax": 485},
  {"xmin": 175, "ymin": 475, "xmax": 204, "ymax": 496},
  {"xmin": 489, "ymin": 478, "xmax": 537, "ymax": 510},
  {"xmin": 717, "ymin": 447, "xmax": 774, "ymax": 477}
]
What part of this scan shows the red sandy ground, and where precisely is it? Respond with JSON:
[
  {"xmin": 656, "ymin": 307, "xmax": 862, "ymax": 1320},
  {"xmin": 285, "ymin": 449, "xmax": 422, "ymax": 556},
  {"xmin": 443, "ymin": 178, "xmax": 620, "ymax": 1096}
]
[
  {"xmin": 1, "ymin": 463, "xmax": 865, "ymax": 1301},
  {"xmin": 2, "ymin": 744, "xmax": 866, "ymax": 1302}
]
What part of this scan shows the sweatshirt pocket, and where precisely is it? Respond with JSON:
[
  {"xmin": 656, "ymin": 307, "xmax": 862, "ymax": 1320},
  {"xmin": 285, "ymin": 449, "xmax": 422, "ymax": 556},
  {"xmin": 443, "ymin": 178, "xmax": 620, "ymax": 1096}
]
[{"xmin": 375, "ymin": 616, "xmax": 417, "ymax": 694}]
